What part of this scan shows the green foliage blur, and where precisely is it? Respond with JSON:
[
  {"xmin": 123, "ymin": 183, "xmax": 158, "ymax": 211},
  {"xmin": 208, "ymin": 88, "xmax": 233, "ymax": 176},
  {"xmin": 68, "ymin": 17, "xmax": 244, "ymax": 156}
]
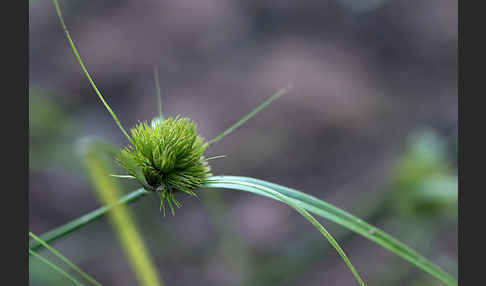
[
  {"xmin": 29, "ymin": 90, "xmax": 81, "ymax": 173},
  {"xmin": 390, "ymin": 130, "xmax": 457, "ymax": 219}
]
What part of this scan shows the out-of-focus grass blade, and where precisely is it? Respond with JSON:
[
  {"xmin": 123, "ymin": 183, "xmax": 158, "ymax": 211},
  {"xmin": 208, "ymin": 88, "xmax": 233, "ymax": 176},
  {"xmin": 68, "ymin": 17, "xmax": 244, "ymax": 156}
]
[
  {"xmin": 29, "ymin": 249, "xmax": 84, "ymax": 286},
  {"xmin": 203, "ymin": 176, "xmax": 457, "ymax": 286},
  {"xmin": 81, "ymin": 143, "xmax": 163, "ymax": 286},
  {"xmin": 29, "ymin": 232, "xmax": 102, "ymax": 286}
]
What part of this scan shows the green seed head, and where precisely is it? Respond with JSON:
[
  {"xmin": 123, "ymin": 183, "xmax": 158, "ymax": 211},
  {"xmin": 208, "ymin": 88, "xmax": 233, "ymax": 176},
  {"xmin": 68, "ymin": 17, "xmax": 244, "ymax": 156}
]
[{"xmin": 116, "ymin": 116, "xmax": 211, "ymax": 213}]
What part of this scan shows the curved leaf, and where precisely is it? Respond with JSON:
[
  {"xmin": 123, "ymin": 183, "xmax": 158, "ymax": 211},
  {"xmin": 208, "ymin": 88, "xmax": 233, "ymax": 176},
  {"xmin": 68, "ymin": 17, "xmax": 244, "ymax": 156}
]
[
  {"xmin": 30, "ymin": 175, "xmax": 457, "ymax": 286},
  {"xmin": 204, "ymin": 180, "xmax": 366, "ymax": 285},
  {"xmin": 204, "ymin": 176, "xmax": 457, "ymax": 286}
]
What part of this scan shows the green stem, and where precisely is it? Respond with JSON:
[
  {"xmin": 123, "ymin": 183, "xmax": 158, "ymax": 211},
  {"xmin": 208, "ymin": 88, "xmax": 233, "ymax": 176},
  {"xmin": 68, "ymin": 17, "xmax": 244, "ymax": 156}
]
[
  {"xmin": 29, "ymin": 189, "xmax": 147, "ymax": 251},
  {"xmin": 52, "ymin": 0, "xmax": 132, "ymax": 142}
]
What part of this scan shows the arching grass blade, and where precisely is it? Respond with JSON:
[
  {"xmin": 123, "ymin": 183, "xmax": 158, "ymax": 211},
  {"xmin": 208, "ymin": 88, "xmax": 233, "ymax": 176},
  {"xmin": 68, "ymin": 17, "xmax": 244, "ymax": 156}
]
[
  {"xmin": 204, "ymin": 176, "xmax": 458, "ymax": 286},
  {"xmin": 205, "ymin": 180, "xmax": 366, "ymax": 286}
]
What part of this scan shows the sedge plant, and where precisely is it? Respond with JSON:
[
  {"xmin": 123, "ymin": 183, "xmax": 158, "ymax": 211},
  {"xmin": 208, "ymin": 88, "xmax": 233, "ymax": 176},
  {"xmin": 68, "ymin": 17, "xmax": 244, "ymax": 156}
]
[
  {"xmin": 50, "ymin": 0, "xmax": 364, "ymax": 283},
  {"xmin": 29, "ymin": 1, "xmax": 458, "ymax": 285}
]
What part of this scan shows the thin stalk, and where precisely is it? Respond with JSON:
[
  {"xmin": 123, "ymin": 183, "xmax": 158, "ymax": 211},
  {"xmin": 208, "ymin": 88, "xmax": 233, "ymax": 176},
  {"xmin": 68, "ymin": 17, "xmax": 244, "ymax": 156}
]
[
  {"xmin": 208, "ymin": 86, "xmax": 291, "ymax": 145},
  {"xmin": 206, "ymin": 155, "xmax": 227, "ymax": 161},
  {"xmin": 52, "ymin": 0, "xmax": 131, "ymax": 142},
  {"xmin": 29, "ymin": 232, "xmax": 103, "ymax": 286},
  {"xmin": 110, "ymin": 174, "xmax": 136, "ymax": 179},
  {"xmin": 29, "ymin": 249, "xmax": 84, "ymax": 286},
  {"xmin": 153, "ymin": 66, "xmax": 163, "ymax": 121},
  {"xmin": 29, "ymin": 189, "xmax": 147, "ymax": 251}
]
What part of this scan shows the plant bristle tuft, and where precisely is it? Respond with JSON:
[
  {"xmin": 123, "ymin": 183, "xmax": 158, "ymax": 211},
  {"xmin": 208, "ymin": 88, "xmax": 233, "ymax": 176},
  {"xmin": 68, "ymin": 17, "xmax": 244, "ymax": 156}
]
[{"xmin": 116, "ymin": 116, "xmax": 211, "ymax": 214}]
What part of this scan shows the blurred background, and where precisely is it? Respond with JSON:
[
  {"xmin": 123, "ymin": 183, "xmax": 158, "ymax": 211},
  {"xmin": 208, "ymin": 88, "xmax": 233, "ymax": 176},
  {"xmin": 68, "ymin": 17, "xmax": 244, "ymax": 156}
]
[{"xmin": 29, "ymin": 0, "xmax": 457, "ymax": 285}]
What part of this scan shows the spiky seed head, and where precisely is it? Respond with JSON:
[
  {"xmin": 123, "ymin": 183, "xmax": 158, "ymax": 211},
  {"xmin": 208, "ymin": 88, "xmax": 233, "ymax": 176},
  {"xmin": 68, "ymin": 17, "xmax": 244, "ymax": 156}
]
[{"xmin": 116, "ymin": 116, "xmax": 211, "ymax": 214}]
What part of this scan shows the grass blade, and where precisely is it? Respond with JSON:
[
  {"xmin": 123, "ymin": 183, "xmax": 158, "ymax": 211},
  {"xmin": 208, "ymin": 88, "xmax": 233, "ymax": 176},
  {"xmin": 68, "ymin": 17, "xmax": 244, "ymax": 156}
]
[
  {"xmin": 82, "ymin": 145, "xmax": 163, "ymax": 286},
  {"xmin": 52, "ymin": 0, "xmax": 131, "ymax": 142},
  {"xmin": 29, "ymin": 175, "xmax": 457, "ymax": 286},
  {"xmin": 206, "ymin": 180, "xmax": 366, "ymax": 286},
  {"xmin": 208, "ymin": 86, "xmax": 291, "ymax": 145},
  {"xmin": 204, "ymin": 176, "xmax": 458, "ymax": 286},
  {"xmin": 29, "ymin": 249, "xmax": 84, "ymax": 286},
  {"xmin": 29, "ymin": 232, "xmax": 103, "ymax": 286}
]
